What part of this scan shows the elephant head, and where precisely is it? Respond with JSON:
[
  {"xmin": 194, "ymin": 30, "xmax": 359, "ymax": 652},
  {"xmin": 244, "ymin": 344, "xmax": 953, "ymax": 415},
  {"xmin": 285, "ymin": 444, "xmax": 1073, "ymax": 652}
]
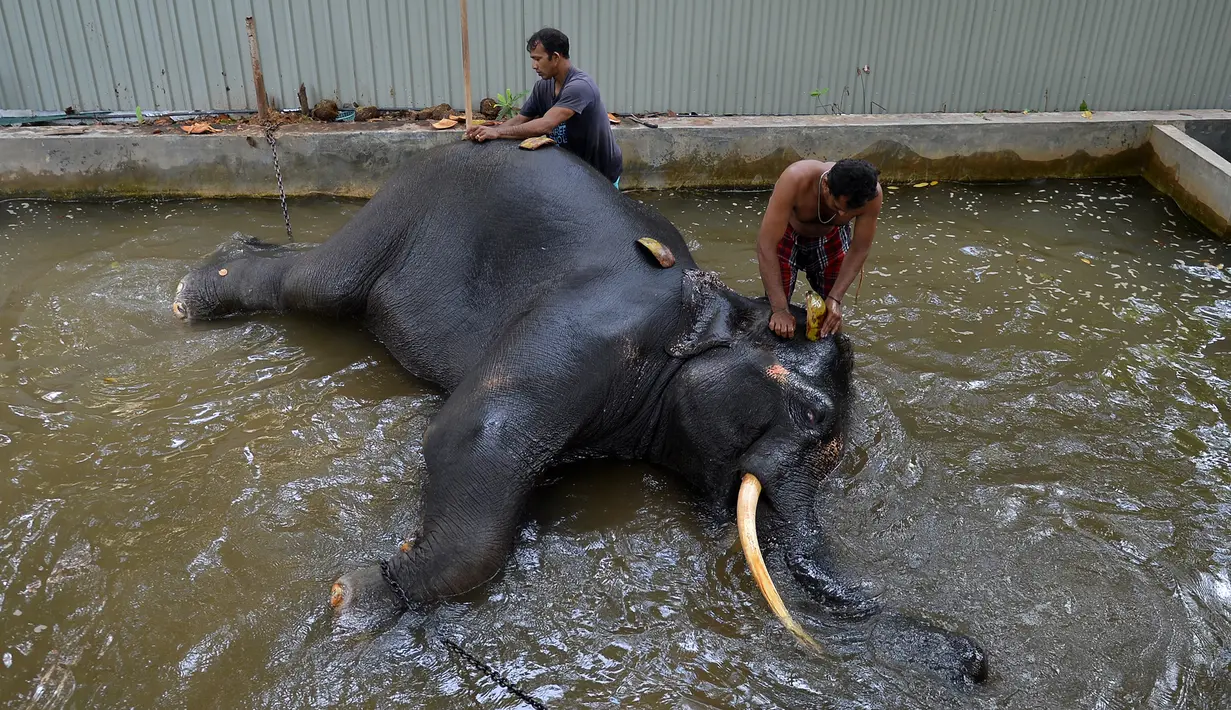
[{"xmin": 656, "ymin": 269, "xmax": 988, "ymax": 687}]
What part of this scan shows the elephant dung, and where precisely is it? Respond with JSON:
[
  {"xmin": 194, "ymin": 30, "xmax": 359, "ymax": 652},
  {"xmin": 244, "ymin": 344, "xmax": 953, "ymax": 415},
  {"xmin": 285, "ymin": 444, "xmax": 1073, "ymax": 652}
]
[
  {"xmin": 311, "ymin": 99, "xmax": 339, "ymax": 122},
  {"xmin": 414, "ymin": 103, "xmax": 455, "ymax": 121}
]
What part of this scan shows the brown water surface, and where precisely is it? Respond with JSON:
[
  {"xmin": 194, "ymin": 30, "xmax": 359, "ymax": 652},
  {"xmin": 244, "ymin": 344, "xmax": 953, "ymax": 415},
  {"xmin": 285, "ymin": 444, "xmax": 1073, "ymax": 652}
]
[{"xmin": 2, "ymin": 180, "xmax": 1230, "ymax": 708}]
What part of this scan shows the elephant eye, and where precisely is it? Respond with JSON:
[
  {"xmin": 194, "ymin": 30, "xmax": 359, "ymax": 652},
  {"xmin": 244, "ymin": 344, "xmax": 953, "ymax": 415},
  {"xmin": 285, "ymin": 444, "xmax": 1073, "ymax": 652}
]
[{"xmin": 792, "ymin": 399, "xmax": 829, "ymax": 432}]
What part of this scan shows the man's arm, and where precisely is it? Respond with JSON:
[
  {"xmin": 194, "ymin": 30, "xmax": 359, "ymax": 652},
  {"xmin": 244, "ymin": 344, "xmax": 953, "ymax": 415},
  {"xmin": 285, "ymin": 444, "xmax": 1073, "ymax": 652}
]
[
  {"xmin": 828, "ymin": 190, "xmax": 881, "ymax": 303},
  {"xmin": 817, "ymin": 188, "xmax": 881, "ymax": 337},
  {"xmin": 756, "ymin": 174, "xmax": 798, "ymax": 312},
  {"xmin": 496, "ymin": 106, "xmax": 574, "ymax": 138},
  {"xmin": 756, "ymin": 172, "xmax": 800, "ymax": 337},
  {"xmin": 466, "ymin": 106, "xmax": 574, "ymax": 141}
]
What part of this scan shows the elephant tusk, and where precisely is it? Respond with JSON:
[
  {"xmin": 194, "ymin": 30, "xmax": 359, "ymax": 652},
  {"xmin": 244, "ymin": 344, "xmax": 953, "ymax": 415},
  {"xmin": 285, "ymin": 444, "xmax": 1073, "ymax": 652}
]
[{"xmin": 737, "ymin": 473, "xmax": 821, "ymax": 651}]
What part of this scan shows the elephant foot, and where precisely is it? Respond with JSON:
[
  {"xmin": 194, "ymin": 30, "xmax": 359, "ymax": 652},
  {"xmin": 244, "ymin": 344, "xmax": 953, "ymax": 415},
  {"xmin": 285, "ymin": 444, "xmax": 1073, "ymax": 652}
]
[
  {"xmin": 171, "ymin": 268, "xmax": 225, "ymax": 321},
  {"xmin": 869, "ymin": 613, "xmax": 988, "ymax": 688},
  {"xmin": 330, "ymin": 563, "xmax": 406, "ymax": 632}
]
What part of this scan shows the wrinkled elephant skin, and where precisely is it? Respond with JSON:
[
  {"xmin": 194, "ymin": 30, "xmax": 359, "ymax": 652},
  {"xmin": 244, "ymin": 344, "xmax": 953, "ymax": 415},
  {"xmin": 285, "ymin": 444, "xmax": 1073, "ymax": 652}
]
[{"xmin": 173, "ymin": 141, "xmax": 987, "ymax": 687}]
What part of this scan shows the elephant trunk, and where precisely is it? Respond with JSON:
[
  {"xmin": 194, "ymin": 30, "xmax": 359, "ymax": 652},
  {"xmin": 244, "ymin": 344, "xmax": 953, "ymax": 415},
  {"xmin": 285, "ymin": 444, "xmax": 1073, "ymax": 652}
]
[{"xmin": 737, "ymin": 472, "xmax": 989, "ymax": 687}]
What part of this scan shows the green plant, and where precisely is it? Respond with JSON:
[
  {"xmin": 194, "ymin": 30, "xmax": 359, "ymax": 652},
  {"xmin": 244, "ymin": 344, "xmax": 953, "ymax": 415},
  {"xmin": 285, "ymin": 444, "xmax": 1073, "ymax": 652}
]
[
  {"xmin": 1079, "ymin": 100, "xmax": 1089, "ymax": 112},
  {"xmin": 495, "ymin": 89, "xmax": 529, "ymax": 120},
  {"xmin": 807, "ymin": 86, "xmax": 837, "ymax": 114},
  {"xmin": 135, "ymin": 106, "xmax": 143, "ymax": 124}
]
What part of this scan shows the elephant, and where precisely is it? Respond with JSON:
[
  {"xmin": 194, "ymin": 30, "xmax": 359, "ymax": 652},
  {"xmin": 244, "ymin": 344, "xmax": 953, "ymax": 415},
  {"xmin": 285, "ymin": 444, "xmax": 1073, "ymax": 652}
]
[{"xmin": 171, "ymin": 139, "xmax": 987, "ymax": 687}]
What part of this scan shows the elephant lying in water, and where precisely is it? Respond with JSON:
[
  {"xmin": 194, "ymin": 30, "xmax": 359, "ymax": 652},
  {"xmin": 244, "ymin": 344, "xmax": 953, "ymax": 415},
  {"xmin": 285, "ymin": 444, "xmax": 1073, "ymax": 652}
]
[{"xmin": 172, "ymin": 140, "xmax": 987, "ymax": 686}]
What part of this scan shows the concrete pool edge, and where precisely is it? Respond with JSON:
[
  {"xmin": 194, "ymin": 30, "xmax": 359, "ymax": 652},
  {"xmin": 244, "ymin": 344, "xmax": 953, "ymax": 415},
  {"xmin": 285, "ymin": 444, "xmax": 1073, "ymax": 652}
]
[
  {"xmin": 3, "ymin": 109, "xmax": 1230, "ymax": 235},
  {"xmin": 1143, "ymin": 125, "xmax": 1231, "ymax": 239}
]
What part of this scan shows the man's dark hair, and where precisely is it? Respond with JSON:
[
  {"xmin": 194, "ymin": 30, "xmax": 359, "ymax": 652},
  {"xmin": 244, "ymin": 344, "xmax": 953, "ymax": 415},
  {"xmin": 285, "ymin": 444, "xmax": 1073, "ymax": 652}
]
[
  {"xmin": 527, "ymin": 27, "xmax": 569, "ymax": 58},
  {"xmin": 827, "ymin": 158, "xmax": 880, "ymax": 209}
]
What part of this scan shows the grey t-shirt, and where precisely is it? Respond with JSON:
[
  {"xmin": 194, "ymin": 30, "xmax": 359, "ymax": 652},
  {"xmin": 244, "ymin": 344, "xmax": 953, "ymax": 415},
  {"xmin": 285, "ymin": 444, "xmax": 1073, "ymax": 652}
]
[{"xmin": 520, "ymin": 67, "xmax": 623, "ymax": 182}]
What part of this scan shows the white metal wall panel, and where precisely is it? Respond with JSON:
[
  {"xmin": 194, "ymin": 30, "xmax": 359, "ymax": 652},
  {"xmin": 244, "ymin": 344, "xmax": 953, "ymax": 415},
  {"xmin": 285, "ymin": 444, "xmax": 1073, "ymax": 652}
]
[{"xmin": 1, "ymin": 0, "xmax": 1228, "ymax": 115}]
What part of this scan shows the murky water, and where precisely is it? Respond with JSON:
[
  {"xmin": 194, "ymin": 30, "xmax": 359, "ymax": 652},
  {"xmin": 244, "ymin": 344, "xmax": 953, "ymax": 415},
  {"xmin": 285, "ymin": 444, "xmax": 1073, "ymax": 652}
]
[{"xmin": 3, "ymin": 180, "xmax": 1231, "ymax": 708}]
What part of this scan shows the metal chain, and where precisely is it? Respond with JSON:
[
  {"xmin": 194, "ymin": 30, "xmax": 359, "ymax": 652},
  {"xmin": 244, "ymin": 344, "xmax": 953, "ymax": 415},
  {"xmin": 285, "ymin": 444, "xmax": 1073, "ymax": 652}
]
[
  {"xmin": 378, "ymin": 560, "xmax": 548, "ymax": 710},
  {"xmin": 263, "ymin": 124, "xmax": 294, "ymax": 242}
]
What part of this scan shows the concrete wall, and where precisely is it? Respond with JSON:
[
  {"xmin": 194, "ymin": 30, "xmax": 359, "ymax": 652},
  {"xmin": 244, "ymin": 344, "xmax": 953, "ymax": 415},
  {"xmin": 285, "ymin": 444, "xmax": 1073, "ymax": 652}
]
[
  {"xmin": 1143, "ymin": 124, "xmax": 1231, "ymax": 238},
  {"xmin": 4, "ymin": 110, "xmax": 1230, "ymax": 237}
]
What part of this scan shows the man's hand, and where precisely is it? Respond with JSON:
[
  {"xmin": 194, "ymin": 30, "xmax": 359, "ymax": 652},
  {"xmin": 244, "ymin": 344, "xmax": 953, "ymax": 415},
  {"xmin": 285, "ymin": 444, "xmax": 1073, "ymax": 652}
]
[
  {"xmin": 465, "ymin": 124, "xmax": 502, "ymax": 142},
  {"xmin": 769, "ymin": 308, "xmax": 796, "ymax": 338},
  {"xmin": 819, "ymin": 297, "xmax": 842, "ymax": 337}
]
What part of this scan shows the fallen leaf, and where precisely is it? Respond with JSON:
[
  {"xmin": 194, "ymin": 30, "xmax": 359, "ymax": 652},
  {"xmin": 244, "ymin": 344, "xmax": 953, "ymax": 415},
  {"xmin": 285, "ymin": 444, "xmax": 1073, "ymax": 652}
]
[
  {"xmin": 913, "ymin": 182, "xmax": 929, "ymax": 188},
  {"xmin": 1081, "ymin": 110, "xmax": 1093, "ymax": 119},
  {"xmin": 887, "ymin": 185, "xmax": 899, "ymax": 191},
  {"xmin": 180, "ymin": 122, "xmax": 220, "ymax": 134},
  {"xmin": 929, "ymin": 180, "xmax": 939, "ymax": 186},
  {"xmin": 103, "ymin": 377, "xmax": 118, "ymax": 384},
  {"xmin": 431, "ymin": 118, "xmax": 458, "ymax": 130},
  {"xmin": 519, "ymin": 135, "xmax": 556, "ymax": 150},
  {"xmin": 636, "ymin": 237, "xmax": 675, "ymax": 267},
  {"xmin": 608, "ymin": 112, "xmax": 621, "ymax": 124},
  {"xmin": 1081, "ymin": 258, "xmax": 1092, "ymax": 265}
]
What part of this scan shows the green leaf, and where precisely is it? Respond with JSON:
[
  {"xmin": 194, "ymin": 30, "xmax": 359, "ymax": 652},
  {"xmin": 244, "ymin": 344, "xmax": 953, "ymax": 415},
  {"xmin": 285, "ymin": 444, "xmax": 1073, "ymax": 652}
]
[{"xmin": 1079, "ymin": 100, "xmax": 1089, "ymax": 112}]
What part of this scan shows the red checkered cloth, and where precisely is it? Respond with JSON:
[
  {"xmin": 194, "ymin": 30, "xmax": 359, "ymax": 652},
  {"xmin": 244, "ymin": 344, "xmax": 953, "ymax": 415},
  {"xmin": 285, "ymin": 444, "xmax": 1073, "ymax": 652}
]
[{"xmin": 777, "ymin": 222, "xmax": 853, "ymax": 300}]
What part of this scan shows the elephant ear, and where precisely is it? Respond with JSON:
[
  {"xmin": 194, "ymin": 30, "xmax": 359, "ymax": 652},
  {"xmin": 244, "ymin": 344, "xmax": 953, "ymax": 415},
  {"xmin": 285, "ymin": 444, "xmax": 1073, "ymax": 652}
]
[{"xmin": 668, "ymin": 269, "xmax": 739, "ymax": 358}]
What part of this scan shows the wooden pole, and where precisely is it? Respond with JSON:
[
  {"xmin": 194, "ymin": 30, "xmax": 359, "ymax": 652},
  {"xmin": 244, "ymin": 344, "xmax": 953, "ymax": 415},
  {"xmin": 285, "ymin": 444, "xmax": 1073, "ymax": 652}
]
[
  {"xmin": 245, "ymin": 17, "xmax": 269, "ymax": 121},
  {"xmin": 460, "ymin": 0, "xmax": 473, "ymax": 127}
]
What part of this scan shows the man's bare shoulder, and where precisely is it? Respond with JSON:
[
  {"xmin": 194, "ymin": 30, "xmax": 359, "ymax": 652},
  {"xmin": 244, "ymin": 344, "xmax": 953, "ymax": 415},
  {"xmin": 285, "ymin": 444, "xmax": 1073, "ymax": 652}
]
[{"xmin": 779, "ymin": 159, "xmax": 831, "ymax": 181}]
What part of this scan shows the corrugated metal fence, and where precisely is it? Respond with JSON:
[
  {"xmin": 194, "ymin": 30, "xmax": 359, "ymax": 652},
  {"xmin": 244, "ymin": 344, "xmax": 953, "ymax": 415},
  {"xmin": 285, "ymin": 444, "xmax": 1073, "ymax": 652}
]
[{"xmin": 2, "ymin": 0, "xmax": 1230, "ymax": 116}]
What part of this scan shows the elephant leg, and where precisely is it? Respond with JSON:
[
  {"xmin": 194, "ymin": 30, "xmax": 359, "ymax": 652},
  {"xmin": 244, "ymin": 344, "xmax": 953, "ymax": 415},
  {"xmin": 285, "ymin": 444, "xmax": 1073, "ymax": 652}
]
[
  {"xmin": 172, "ymin": 223, "xmax": 404, "ymax": 321},
  {"xmin": 330, "ymin": 408, "xmax": 554, "ymax": 628},
  {"xmin": 330, "ymin": 448, "xmax": 539, "ymax": 631},
  {"xmin": 330, "ymin": 339, "xmax": 604, "ymax": 629}
]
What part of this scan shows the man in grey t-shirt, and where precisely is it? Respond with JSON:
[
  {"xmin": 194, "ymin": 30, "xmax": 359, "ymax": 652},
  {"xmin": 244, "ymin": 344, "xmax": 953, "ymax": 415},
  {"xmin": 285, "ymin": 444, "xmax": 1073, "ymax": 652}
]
[{"xmin": 465, "ymin": 27, "xmax": 623, "ymax": 186}]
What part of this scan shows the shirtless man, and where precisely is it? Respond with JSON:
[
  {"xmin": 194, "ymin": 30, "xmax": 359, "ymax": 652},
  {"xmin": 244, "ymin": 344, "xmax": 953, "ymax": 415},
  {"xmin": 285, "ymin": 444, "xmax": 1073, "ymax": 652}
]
[{"xmin": 755, "ymin": 158, "xmax": 882, "ymax": 339}]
